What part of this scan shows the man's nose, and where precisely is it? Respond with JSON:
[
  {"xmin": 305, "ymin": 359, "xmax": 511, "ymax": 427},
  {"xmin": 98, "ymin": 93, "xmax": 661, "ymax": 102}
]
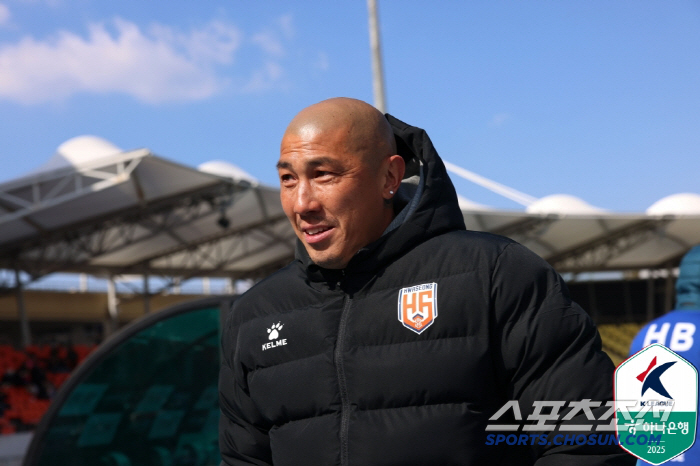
[{"xmin": 294, "ymin": 180, "xmax": 321, "ymax": 215}]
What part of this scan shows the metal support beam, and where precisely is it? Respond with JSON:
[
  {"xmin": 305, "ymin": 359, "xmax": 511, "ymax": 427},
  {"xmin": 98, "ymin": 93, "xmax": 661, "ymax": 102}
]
[
  {"xmin": 14, "ymin": 268, "xmax": 31, "ymax": 348},
  {"xmin": 548, "ymin": 219, "xmax": 672, "ymax": 272},
  {"xmin": 0, "ymin": 151, "xmax": 148, "ymax": 228},
  {"xmin": 492, "ymin": 216, "xmax": 556, "ymax": 239},
  {"xmin": 445, "ymin": 161, "xmax": 537, "ymax": 207},
  {"xmin": 0, "ymin": 183, "xmax": 249, "ymax": 287}
]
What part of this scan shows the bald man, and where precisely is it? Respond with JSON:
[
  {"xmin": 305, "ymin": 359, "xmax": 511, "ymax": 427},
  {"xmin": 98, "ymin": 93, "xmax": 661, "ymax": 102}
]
[
  {"xmin": 276, "ymin": 98, "xmax": 405, "ymax": 270},
  {"xmin": 219, "ymin": 98, "xmax": 633, "ymax": 466}
]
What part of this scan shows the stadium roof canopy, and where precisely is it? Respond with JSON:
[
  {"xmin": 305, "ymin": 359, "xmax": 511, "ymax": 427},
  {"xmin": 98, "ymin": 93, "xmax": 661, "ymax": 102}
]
[
  {"xmin": 0, "ymin": 136, "xmax": 296, "ymax": 292},
  {"xmin": 449, "ymin": 162, "xmax": 700, "ymax": 273},
  {"xmin": 2, "ymin": 137, "xmax": 700, "ymax": 294},
  {"xmin": 460, "ymin": 201, "xmax": 700, "ymax": 273}
]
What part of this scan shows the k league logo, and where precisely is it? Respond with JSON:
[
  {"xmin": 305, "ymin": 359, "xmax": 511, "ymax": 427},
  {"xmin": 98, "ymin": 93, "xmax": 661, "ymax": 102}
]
[
  {"xmin": 615, "ymin": 344, "xmax": 698, "ymax": 464},
  {"xmin": 636, "ymin": 356, "xmax": 675, "ymax": 400}
]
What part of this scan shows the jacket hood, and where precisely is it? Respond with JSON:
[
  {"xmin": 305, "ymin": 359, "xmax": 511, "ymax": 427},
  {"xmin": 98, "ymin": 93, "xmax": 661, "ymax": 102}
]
[
  {"xmin": 676, "ymin": 245, "xmax": 700, "ymax": 310},
  {"xmin": 295, "ymin": 114, "xmax": 466, "ymax": 279}
]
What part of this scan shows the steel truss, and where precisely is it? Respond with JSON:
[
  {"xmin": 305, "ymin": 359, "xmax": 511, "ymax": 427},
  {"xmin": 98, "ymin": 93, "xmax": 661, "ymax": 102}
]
[
  {"xmin": 548, "ymin": 219, "xmax": 687, "ymax": 272},
  {"xmin": 0, "ymin": 150, "xmax": 149, "ymax": 229},
  {"xmin": 0, "ymin": 178, "xmax": 296, "ymax": 295}
]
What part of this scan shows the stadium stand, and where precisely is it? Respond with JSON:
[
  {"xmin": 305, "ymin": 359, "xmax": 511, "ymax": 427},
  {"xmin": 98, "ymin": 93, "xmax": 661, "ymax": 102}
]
[
  {"xmin": 597, "ymin": 323, "xmax": 645, "ymax": 366},
  {"xmin": 0, "ymin": 344, "xmax": 95, "ymax": 434},
  {"xmin": 0, "ymin": 322, "xmax": 648, "ymax": 437}
]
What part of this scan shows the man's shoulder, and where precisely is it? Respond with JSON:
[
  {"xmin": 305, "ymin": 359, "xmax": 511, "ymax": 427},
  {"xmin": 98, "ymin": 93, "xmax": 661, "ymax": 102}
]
[
  {"xmin": 424, "ymin": 229, "xmax": 516, "ymax": 256},
  {"xmin": 418, "ymin": 229, "xmax": 542, "ymax": 271},
  {"xmin": 231, "ymin": 261, "xmax": 306, "ymax": 318}
]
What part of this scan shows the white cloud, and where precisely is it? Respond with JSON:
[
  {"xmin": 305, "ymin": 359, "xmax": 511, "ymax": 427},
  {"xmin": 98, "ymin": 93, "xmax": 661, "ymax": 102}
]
[
  {"xmin": 277, "ymin": 14, "xmax": 294, "ymax": 40},
  {"xmin": 0, "ymin": 3, "xmax": 10, "ymax": 26},
  {"xmin": 0, "ymin": 18, "xmax": 242, "ymax": 104},
  {"xmin": 242, "ymin": 60, "xmax": 284, "ymax": 93},
  {"xmin": 241, "ymin": 15, "xmax": 295, "ymax": 92},
  {"xmin": 251, "ymin": 30, "xmax": 284, "ymax": 58},
  {"xmin": 6, "ymin": 0, "xmax": 62, "ymax": 8},
  {"xmin": 315, "ymin": 51, "xmax": 329, "ymax": 72},
  {"xmin": 490, "ymin": 113, "xmax": 510, "ymax": 127}
]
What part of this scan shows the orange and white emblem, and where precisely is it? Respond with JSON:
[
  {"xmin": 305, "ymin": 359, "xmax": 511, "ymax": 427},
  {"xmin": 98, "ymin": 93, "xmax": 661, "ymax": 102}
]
[{"xmin": 397, "ymin": 282, "xmax": 438, "ymax": 334}]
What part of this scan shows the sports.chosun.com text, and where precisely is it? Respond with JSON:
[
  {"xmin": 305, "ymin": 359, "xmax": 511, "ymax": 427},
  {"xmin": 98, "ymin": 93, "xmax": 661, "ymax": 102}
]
[{"xmin": 486, "ymin": 433, "xmax": 660, "ymax": 447}]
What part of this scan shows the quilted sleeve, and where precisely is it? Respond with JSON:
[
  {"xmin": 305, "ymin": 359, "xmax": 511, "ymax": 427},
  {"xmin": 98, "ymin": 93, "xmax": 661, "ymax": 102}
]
[
  {"xmin": 491, "ymin": 243, "xmax": 634, "ymax": 465},
  {"xmin": 219, "ymin": 309, "xmax": 273, "ymax": 466}
]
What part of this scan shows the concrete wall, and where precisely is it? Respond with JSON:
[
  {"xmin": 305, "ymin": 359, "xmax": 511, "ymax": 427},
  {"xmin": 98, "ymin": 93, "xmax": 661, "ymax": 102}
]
[
  {"xmin": 0, "ymin": 290, "xmax": 212, "ymax": 346},
  {"xmin": 0, "ymin": 290, "xmax": 208, "ymax": 323}
]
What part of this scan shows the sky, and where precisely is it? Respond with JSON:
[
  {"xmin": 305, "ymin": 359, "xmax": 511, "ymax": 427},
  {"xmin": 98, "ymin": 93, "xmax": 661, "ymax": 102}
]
[{"xmin": 0, "ymin": 0, "xmax": 698, "ymax": 212}]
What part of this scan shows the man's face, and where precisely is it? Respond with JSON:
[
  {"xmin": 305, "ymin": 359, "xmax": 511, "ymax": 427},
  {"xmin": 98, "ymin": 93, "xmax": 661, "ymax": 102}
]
[{"xmin": 278, "ymin": 127, "xmax": 390, "ymax": 269}]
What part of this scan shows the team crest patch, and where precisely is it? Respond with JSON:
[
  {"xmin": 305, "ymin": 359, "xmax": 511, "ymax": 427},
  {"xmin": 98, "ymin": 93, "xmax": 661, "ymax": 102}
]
[{"xmin": 397, "ymin": 282, "xmax": 438, "ymax": 334}]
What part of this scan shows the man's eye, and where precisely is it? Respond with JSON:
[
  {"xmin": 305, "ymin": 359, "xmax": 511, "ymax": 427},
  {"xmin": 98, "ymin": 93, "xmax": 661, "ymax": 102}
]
[
  {"xmin": 316, "ymin": 171, "xmax": 333, "ymax": 178},
  {"xmin": 280, "ymin": 174, "xmax": 294, "ymax": 183}
]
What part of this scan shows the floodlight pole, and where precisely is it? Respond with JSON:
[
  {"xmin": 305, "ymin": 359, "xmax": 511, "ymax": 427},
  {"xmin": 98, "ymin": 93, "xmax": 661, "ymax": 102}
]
[{"xmin": 367, "ymin": 0, "xmax": 387, "ymax": 113}]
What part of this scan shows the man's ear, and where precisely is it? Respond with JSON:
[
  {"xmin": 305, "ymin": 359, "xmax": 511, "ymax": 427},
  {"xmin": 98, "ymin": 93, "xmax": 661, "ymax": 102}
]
[{"xmin": 383, "ymin": 155, "xmax": 406, "ymax": 200}]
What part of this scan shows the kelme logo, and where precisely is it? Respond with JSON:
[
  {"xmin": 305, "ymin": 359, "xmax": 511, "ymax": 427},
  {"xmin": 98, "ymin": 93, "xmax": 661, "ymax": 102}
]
[
  {"xmin": 267, "ymin": 322, "xmax": 284, "ymax": 340},
  {"xmin": 262, "ymin": 322, "xmax": 287, "ymax": 351},
  {"xmin": 615, "ymin": 344, "xmax": 698, "ymax": 464}
]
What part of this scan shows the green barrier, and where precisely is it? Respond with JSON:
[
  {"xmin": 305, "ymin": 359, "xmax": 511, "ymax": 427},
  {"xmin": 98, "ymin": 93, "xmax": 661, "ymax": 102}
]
[{"xmin": 23, "ymin": 296, "xmax": 234, "ymax": 466}]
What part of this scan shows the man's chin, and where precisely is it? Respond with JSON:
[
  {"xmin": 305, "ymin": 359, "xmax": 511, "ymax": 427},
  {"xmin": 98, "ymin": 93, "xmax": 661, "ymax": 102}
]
[{"xmin": 307, "ymin": 251, "xmax": 347, "ymax": 270}]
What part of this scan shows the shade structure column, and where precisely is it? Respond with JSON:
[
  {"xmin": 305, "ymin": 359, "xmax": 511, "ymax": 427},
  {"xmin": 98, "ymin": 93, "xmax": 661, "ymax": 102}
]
[
  {"xmin": 664, "ymin": 265, "xmax": 675, "ymax": 313},
  {"xmin": 105, "ymin": 275, "xmax": 119, "ymax": 337},
  {"xmin": 143, "ymin": 273, "xmax": 150, "ymax": 314},
  {"xmin": 15, "ymin": 267, "xmax": 31, "ymax": 348},
  {"xmin": 646, "ymin": 275, "xmax": 655, "ymax": 321}
]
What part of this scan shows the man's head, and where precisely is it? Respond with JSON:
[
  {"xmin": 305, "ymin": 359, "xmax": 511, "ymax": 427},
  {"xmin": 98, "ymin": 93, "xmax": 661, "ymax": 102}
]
[{"xmin": 277, "ymin": 97, "xmax": 405, "ymax": 269}]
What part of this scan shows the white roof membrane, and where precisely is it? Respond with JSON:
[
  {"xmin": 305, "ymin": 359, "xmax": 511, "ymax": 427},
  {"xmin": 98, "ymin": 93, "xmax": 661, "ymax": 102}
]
[
  {"xmin": 1, "ymin": 141, "xmax": 699, "ymax": 286},
  {"xmin": 647, "ymin": 193, "xmax": 700, "ymax": 215}
]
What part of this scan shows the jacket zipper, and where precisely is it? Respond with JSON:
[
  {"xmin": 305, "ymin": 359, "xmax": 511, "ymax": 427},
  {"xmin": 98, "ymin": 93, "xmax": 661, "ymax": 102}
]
[{"xmin": 335, "ymin": 293, "xmax": 352, "ymax": 466}]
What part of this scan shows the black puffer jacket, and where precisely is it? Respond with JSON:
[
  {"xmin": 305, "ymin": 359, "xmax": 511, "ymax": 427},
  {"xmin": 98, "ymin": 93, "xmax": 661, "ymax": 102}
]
[{"xmin": 219, "ymin": 116, "xmax": 633, "ymax": 466}]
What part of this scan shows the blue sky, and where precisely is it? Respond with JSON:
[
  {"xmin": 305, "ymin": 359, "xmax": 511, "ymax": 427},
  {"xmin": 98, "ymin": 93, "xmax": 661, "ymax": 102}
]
[{"xmin": 0, "ymin": 0, "xmax": 698, "ymax": 212}]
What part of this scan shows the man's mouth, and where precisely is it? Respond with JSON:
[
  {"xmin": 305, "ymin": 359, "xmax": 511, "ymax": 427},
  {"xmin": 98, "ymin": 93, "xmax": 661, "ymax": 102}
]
[
  {"xmin": 306, "ymin": 226, "xmax": 331, "ymax": 235},
  {"xmin": 302, "ymin": 226, "xmax": 334, "ymax": 244}
]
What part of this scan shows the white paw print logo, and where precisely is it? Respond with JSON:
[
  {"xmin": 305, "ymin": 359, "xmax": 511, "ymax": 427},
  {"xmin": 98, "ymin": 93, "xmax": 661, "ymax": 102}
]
[{"xmin": 267, "ymin": 322, "xmax": 284, "ymax": 340}]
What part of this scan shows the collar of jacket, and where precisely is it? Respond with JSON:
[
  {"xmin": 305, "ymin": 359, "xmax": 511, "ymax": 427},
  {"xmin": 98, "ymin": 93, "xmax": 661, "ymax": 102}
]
[{"xmin": 294, "ymin": 114, "xmax": 467, "ymax": 284}]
